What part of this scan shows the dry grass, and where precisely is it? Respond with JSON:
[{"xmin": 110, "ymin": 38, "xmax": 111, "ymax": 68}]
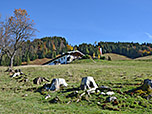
[
  {"xmin": 103, "ymin": 53, "xmax": 132, "ymax": 60},
  {"xmin": 135, "ymin": 55, "xmax": 152, "ymax": 61},
  {"xmin": 22, "ymin": 58, "xmax": 52, "ymax": 65}
]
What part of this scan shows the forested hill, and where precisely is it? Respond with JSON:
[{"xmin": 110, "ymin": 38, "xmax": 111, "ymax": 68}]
[
  {"xmin": 76, "ymin": 42, "xmax": 152, "ymax": 59},
  {"xmin": 98, "ymin": 42, "xmax": 152, "ymax": 58},
  {"xmin": 0, "ymin": 36, "xmax": 152, "ymax": 66}
]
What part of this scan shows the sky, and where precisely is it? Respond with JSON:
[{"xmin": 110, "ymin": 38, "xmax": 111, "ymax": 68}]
[{"xmin": 1, "ymin": 0, "xmax": 152, "ymax": 45}]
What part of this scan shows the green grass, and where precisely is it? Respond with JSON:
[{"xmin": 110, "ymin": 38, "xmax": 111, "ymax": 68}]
[{"xmin": 0, "ymin": 59, "xmax": 152, "ymax": 114}]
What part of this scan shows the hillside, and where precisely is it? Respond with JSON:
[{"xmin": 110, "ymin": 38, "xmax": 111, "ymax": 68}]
[
  {"xmin": 22, "ymin": 58, "xmax": 52, "ymax": 65},
  {"xmin": 135, "ymin": 55, "xmax": 152, "ymax": 61},
  {"xmin": 23, "ymin": 53, "xmax": 131, "ymax": 65},
  {"xmin": 103, "ymin": 53, "xmax": 132, "ymax": 61},
  {"xmin": 1, "ymin": 60, "xmax": 152, "ymax": 113}
]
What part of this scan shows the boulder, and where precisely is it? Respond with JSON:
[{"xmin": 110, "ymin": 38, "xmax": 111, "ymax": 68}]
[
  {"xmin": 142, "ymin": 79, "xmax": 152, "ymax": 91},
  {"xmin": 10, "ymin": 69, "xmax": 24, "ymax": 78},
  {"xmin": 45, "ymin": 94, "xmax": 51, "ymax": 99},
  {"xmin": 100, "ymin": 92, "xmax": 106, "ymax": 95},
  {"xmin": 106, "ymin": 96, "xmax": 117, "ymax": 102},
  {"xmin": 33, "ymin": 77, "xmax": 50, "ymax": 85},
  {"xmin": 106, "ymin": 91, "xmax": 115, "ymax": 95},
  {"xmin": 44, "ymin": 78, "xmax": 68, "ymax": 91},
  {"xmin": 11, "ymin": 72, "xmax": 20, "ymax": 78},
  {"xmin": 80, "ymin": 76, "xmax": 98, "ymax": 91},
  {"xmin": 100, "ymin": 91, "xmax": 115, "ymax": 96},
  {"xmin": 15, "ymin": 69, "xmax": 22, "ymax": 73},
  {"xmin": 5, "ymin": 68, "xmax": 14, "ymax": 72},
  {"xmin": 141, "ymin": 79, "xmax": 152, "ymax": 95}
]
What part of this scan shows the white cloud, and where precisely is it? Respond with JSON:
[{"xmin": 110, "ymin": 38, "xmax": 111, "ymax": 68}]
[{"xmin": 145, "ymin": 32, "xmax": 152, "ymax": 39}]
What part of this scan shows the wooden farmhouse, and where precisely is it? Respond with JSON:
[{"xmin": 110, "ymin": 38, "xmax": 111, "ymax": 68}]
[{"xmin": 44, "ymin": 50, "xmax": 85, "ymax": 65}]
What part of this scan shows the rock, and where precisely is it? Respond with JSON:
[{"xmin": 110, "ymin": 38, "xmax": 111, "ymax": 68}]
[
  {"xmin": 142, "ymin": 79, "xmax": 152, "ymax": 90},
  {"xmin": 100, "ymin": 85, "xmax": 111, "ymax": 90},
  {"xmin": 112, "ymin": 99, "xmax": 118, "ymax": 105},
  {"xmin": 106, "ymin": 91, "xmax": 115, "ymax": 95},
  {"xmin": 97, "ymin": 102, "xmax": 101, "ymax": 104},
  {"xmin": 5, "ymin": 68, "xmax": 14, "ymax": 72},
  {"xmin": 100, "ymin": 91, "xmax": 115, "ymax": 96},
  {"xmin": 45, "ymin": 94, "xmax": 51, "ymax": 99},
  {"xmin": 10, "ymin": 69, "xmax": 24, "ymax": 78},
  {"xmin": 44, "ymin": 78, "xmax": 68, "ymax": 91},
  {"xmin": 33, "ymin": 77, "xmax": 50, "ymax": 85},
  {"xmin": 140, "ymin": 79, "xmax": 152, "ymax": 95},
  {"xmin": 49, "ymin": 96, "xmax": 61, "ymax": 103},
  {"xmin": 22, "ymin": 94, "xmax": 28, "ymax": 97},
  {"xmin": 100, "ymin": 92, "xmax": 106, "ymax": 95},
  {"xmin": 66, "ymin": 91, "xmax": 79, "ymax": 98},
  {"xmin": 11, "ymin": 72, "xmax": 20, "ymax": 78},
  {"xmin": 24, "ymin": 94, "xmax": 28, "ymax": 97},
  {"xmin": 80, "ymin": 76, "xmax": 98, "ymax": 91},
  {"xmin": 15, "ymin": 69, "xmax": 21, "ymax": 73},
  {"xmin": 106, "ymin": 96, "xmax": 117, "ymax": 102}
]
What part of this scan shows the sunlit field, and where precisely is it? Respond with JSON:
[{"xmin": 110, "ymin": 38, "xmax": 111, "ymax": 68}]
[{"xmin": 0, "ymin": 60, "xmax": 152, "ymax": 114}]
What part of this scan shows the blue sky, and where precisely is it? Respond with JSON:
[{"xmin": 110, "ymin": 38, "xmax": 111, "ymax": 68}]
[{"xmin": 1, "ymin": 0, "xmax": 152, "ymax": 45}]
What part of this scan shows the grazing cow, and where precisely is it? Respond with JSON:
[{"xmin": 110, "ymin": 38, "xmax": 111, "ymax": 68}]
[
  {"xmin": 80, "ymin": 76, "xmax": 98, "ymax": 91},
  {"xmin": 44, "ymin": 78, "xmax": 68, "ymax": 91}
]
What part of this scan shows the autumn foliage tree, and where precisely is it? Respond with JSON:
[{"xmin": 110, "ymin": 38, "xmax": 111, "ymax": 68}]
[{"xmin": 0, "ymin": 8, "xmax": 36, "ymax": 68}]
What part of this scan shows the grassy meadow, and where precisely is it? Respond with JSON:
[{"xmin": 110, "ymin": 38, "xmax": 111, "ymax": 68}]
[{"xmin": 0, "ymin": 59, "xmax": 152, "ymax": 114}]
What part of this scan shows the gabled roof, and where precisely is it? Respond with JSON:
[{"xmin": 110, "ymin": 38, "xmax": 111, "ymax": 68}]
[
  {"xmin": 67, "ymin": 50, "xmax": 85, "ymax": 57},
  {"xmin": 43, "ymin": 50, "xmax": 85, "ymax": 65}
]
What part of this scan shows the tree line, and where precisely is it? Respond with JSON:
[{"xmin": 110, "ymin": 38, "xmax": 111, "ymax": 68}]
[{"xmin": 76, "ymin": 42, "xmax": 152, "ymax": 59}]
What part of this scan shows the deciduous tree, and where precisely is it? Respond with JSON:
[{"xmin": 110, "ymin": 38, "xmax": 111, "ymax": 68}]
[{"xmin": 0, "ymin": 8, "xmax": 36, "ymax": 68}]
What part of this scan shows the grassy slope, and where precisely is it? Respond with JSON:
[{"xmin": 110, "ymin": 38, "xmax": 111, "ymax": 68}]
[
  {"xmin": 0, "ymin": 60, "xmax": 152, "ymax": 113},
  {"xmin": 22, "ymin": 58, "xmax": 52, "ymax": 65},
  {"xmin": 103, "ymin": 53, "xmax": 132, "ymax": 60},
  {"xmin": 23, "ymin": 53, "xmax": 131, "ymax": 65},
  {"xmin": 135, "ymin": 55, "xmax": 152, "ymax": 61}
]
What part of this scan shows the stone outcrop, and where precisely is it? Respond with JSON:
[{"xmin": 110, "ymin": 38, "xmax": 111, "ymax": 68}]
[
  {"xmin": 80, "ymin": 76, "xmax": 98, "ymax": 91},
  {"xmin": 44, "ymin": 78, "xmax": 68, "ymax": 91}
]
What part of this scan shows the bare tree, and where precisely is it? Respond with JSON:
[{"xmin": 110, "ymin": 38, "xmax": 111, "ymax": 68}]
[
  {"xmin": 0, "ymin": 17, "xmax": 11, "ymax": 60},
  {"xmin": 0, "ymin": 8, "xmax": 36, "ymax": 68}
]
